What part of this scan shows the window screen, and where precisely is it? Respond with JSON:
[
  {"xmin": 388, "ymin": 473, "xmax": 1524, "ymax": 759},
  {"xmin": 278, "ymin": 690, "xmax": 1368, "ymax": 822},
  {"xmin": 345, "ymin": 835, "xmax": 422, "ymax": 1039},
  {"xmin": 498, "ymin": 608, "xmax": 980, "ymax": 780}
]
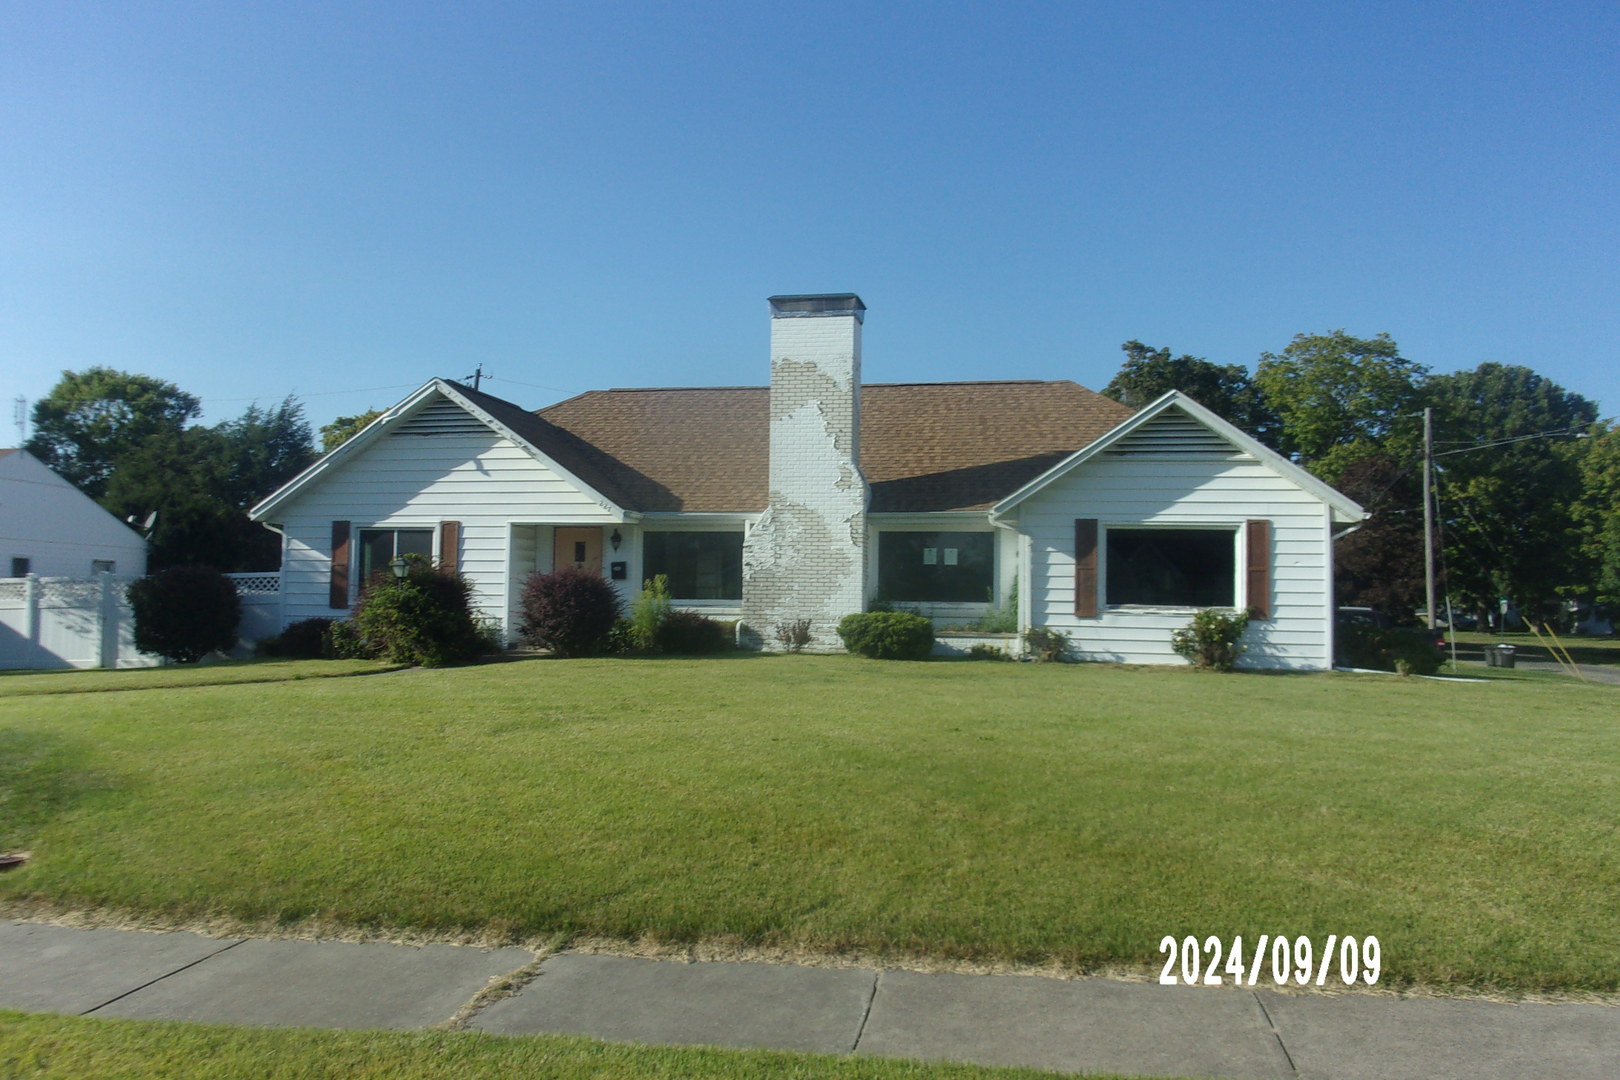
[
  {"xmin": 877, "ymin": 532, "xmax": 994, "ymax": 603},
  {"xmin": 1106, "ymin": 528, "xmax": 1235, "ymax": 607},
  {"xmin": 643, "ymin": 531, "xmax": 743, "ymax": 600}
]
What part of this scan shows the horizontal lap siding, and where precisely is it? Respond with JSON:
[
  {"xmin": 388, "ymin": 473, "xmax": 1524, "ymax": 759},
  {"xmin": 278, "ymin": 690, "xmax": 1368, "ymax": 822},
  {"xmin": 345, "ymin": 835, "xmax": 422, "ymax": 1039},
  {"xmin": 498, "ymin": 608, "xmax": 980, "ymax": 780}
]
[
  {"xmin": 1025, "ymin": 457, "xmax": 1332, "ymax": 670},
  {"xmin": 277, "ymin": 430, "xmax": 615, "ymax": 629}
]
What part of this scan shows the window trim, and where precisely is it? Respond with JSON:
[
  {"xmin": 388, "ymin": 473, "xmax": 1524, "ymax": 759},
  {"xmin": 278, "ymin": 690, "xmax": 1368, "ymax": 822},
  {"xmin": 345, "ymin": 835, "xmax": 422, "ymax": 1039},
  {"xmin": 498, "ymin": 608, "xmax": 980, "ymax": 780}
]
[
  {"xmin": 355, "ymin": 526, "xmax": 437, "ymax": 585},
  {"xmin": 1100, "ymin": 523, "xmax": 1243, "ymax": 612}
]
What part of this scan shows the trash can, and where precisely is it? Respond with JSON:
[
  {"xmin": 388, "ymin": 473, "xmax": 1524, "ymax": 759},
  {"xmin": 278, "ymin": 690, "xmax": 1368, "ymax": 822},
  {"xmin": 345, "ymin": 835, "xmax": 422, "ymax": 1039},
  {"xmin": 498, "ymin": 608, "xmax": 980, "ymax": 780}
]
[{"xmin": 1492, "ymin": 644, "xmax": 1516, "ymax": 668}]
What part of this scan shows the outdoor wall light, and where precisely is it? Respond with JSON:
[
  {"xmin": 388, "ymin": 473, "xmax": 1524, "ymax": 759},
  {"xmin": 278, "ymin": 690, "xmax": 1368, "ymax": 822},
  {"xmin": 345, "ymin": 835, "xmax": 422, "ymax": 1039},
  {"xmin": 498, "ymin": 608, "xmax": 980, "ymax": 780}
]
[
  {"xmin": 610, "ymin": 528, "xmax": 622, "ymax": 551},
  {"xmin": 389, "ymin": 555, "xmax": 409, "ymax": 579}
]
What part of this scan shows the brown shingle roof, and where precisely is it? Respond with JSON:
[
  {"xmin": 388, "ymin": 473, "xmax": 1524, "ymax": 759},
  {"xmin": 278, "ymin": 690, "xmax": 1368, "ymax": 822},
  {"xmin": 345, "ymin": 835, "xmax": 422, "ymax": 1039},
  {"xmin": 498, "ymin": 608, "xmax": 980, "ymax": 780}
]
[{"xmin": 523, "ymin": 380, "xmax": 1131, "ymax": 514}]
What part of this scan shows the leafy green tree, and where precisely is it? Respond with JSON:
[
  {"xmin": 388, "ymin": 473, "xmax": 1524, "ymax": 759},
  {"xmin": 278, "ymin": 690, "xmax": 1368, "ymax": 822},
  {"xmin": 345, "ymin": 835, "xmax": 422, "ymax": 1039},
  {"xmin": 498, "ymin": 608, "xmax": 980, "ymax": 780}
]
[
  {"xmin": 1255, "ymin": 331, "xmax": 1427, "ymax": 478},
  {"xmin": 320, "ymin": 409, "xmax": 383, "ymax": 452},
  {"xmin": 1103, "ymin": 341, "xmax": 1277, "ymax": 444},
  {"xmin": 1426, "ymin": 363, "xmax": 1597, "ymax": 621},
  {"xmin": 103, "ymin": 399, "xmax": 314, "ymax": 572},
  {"xmin": 1331, "ymin": 454, "xmax": 1427, "ymax": 615},
  {"xmin": 1573, "ymin": 421, "xmax": 1620, "ymax": 604},
  {"xmin": 25, "ymin": 368, "xmax": 201, "ymax": 500}
]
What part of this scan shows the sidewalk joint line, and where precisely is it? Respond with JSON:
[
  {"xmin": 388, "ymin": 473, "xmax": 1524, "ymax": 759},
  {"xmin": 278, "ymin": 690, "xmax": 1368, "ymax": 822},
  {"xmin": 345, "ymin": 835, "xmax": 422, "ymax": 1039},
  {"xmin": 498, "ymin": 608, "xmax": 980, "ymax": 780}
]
[
  {"xmin": 82, "ymin": 938, "xmax": 246, "ymax": 1015},
  {"xmin": 1250, "ymin": 989, "xmax": 1299, "ymax": 1078},
  {"xmin": 850, "ymin": 969, "xmax": 880, "ymax": 1053}
]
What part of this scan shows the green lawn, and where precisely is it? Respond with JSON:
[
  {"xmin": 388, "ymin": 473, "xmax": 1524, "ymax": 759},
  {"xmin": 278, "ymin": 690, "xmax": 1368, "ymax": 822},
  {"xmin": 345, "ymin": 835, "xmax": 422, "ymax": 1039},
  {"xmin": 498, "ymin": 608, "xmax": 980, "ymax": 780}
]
[
  {"xmin": 0, "ymin": 1013, "xmax": 1122, "ymax": 1080},
  {"xmin": 2, "ymin": 655, "xmax": 1617, "ymax": 992},
  {"xmin": 0, "ymin": 658, "xmax": 403, "ymax": 697}
]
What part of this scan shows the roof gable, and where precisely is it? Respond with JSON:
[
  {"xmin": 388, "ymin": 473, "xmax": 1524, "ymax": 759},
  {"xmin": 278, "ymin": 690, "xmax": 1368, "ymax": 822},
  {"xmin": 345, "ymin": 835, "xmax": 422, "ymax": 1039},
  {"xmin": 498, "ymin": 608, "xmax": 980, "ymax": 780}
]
[
  {"xmin": 991, "ymin": 391, "xmax": 1367, "ymax": 524},
  {"xmin": 249, "ymin": 380, "xmax": 630, "ymax": 521}
]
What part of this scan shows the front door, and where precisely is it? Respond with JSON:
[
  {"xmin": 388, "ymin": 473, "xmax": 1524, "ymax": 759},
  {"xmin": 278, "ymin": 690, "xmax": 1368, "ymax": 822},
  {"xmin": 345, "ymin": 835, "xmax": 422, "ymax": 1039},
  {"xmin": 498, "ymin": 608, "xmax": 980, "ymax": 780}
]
[{"xmin": 553, "ymin": 527, "xmax": 604, "ymax": 576}]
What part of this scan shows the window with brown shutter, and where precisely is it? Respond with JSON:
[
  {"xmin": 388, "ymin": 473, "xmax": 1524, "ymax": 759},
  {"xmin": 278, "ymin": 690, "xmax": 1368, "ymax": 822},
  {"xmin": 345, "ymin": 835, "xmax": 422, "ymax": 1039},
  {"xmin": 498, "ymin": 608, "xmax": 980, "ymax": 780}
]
[
  {"xmin": 330, "ymin": 521, "xmax": 350, "ymax": 609},
  {"xmin": 1246, "ymin": 519, "xmax": 1272, "ymax": 620},
  {"xmin": 1074, "ymin": 519, "xmax": 1098, "ymax": 617}
]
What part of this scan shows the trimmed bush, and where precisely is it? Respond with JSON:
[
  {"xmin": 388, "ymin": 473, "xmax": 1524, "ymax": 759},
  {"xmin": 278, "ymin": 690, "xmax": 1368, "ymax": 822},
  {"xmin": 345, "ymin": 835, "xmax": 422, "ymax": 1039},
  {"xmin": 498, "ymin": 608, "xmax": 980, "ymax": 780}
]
[
  {"xmin": 837, "ymin": 611, "xmax": 935, "ymax": 661},
  {"xmin": 655, "ymin": 610, "xmax": 729, "ymax": 654},
  {"xmin": 519, "ymin": 566, "xmax": 622, "ymax": 658},
  {"xmin": 1170, "ymin": 609, "xmax": 1251, "ymax": 672},
  {"xmin": 275, "ymin": 617, "xmax": 335, "ymax": 660},
  {"xmin": 348, "ymin": 561, "xmax": 487, "ymax": 667},
  {"xmin": 774, "ymin": 618, "xmax": 812, "ymax": 653},
  {"xmin": 128, "ymin": 566, "xmax": 242, "ymax": 663}
]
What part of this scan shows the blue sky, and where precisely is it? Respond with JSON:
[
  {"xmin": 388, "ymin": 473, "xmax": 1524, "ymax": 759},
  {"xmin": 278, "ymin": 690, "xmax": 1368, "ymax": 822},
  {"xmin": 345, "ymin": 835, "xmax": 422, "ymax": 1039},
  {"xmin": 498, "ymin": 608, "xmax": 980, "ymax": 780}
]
[{"xmin": 4, "ymin": 0, "xmax": 1616, "ymax": 441}]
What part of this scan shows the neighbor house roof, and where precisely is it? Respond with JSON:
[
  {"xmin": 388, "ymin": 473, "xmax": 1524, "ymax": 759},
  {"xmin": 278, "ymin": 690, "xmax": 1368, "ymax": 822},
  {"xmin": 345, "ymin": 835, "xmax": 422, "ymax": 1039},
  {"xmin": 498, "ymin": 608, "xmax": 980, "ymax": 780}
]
[{"xmin": 526, "ymin": 380, "xmax": 1134, "ymax": 513}]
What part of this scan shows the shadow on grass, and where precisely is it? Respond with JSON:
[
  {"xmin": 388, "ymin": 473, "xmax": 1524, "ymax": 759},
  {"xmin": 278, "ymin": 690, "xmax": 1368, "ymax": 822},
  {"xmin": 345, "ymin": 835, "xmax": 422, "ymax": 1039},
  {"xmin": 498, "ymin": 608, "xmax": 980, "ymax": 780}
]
[{"xmin": 0, "ymin": 729, "xmax": 120, "ymax": 851}]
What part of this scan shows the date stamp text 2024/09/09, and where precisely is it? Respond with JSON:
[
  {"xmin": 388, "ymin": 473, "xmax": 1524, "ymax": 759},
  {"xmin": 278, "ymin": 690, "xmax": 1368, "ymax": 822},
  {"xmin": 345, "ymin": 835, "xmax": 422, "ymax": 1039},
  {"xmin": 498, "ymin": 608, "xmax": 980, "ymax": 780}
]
[{"xmin": 1158, "ymin": 935, "xmax": 1380, "ymax": 987}]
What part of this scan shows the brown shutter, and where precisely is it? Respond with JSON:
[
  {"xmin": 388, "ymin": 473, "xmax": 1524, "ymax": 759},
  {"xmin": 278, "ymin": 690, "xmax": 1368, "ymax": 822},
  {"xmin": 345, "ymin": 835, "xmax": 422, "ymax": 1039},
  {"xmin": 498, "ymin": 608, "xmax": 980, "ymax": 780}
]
[
  {"xmin": 330, "ymin": 521, "xmax": 351, "ymax": 609},
  {"xmin": 1246, "ymin": 519, "xmax": 1272, "ymax": 620},
  {"xmin": 1074, "ymin": 518, "xmax": 1099, "ymax": 618},
  {"xmin": 439, "ymin": 521, "xmax": 461, "ymax": 574}
]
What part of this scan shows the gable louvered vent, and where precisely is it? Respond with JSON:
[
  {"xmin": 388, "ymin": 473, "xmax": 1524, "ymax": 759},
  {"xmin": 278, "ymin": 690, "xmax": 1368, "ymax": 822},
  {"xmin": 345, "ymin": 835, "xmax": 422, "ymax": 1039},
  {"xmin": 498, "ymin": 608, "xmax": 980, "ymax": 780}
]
[
  {"xmin": 1105, "ymin": 411, "xmax": 1247, "ymax": 457},
  {"xmin": 393, "ymin": 399, "xmax": 487, "ymax": 437}
]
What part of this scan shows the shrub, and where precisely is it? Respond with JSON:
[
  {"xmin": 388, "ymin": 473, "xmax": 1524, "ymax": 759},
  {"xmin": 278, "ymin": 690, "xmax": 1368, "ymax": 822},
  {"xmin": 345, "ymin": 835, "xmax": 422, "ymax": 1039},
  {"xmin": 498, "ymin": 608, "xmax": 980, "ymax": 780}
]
[
  {"xmin": 276, "ymin": 617, "xmax": 335, "ymax": 660},
  {"xmin": 967, "ymin": 642, "xmax": 1013, "ymax": 661},
  {"xmin": 1170, "ymin": 609, "xmax": 1252, "ymax": 672},
  {"xmin": 837, "ymin": 611, "xmax": 934, "ymax": 660},
  {"xmin": 1022, "ymin": 625, "xmax": 1071, "ymax": 662},
  {"xmin": 327, "ymin": 619, "xmax": 367, "ymax": 659},
  {"xmin": 128, "ymin": 566, "xmax": 242, "ymax": 663},
  {"xmin": 656, "ymin": 610, "xmax": 729, "ymax": 654},
  {"xmin": 603, "ymin": 617, "xmax": 639, "ymax": 655},
  {"xmin": 1339, "ymin": 623, "xmax": 1442, "ymax": 676},
  {"xmin": 519, "ymin": 566, "xmax": 622, "ymax": 657},
  {"xmin": 349, "ymin": 561, "xmax": 487, "ymax": 667},
  {"xmin": 975, "ymin": 577, "xmax": 1019, "ymax": 633},
  {"xmin": 629, "ymin": 574, "xmax": 672, "ymax": 650},
  {"xmin": 774, "ymin": 618, "xmax": 813, "ymax": 653}
]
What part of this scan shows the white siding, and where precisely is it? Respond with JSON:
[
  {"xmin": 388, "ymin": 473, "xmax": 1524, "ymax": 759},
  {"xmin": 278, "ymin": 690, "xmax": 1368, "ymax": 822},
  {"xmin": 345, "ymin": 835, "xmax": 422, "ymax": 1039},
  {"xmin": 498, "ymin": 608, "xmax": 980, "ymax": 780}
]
[
  {"xmin": 0, "ymin": 452, "xmax": 148, "ymax": 578},
  {"xmin": 1021, "ymin": 455, "xmax": 1334, "ymax": 670},
  {"xmin": 274, "ymin": 423, "xmax": 616, "ymax": 631}
]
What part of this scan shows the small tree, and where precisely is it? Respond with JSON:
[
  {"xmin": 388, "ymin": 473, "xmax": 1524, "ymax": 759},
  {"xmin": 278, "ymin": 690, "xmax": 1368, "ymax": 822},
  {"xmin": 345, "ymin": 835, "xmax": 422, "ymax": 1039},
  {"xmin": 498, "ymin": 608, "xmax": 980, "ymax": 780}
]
[
  {"xmin": 347, "ymin": 559, "xmax": 487, "ymax": 667},
  {"xmin": 629, "ymin": 574, "xmax": 672, "ymax": 651},
  {"xmin": 1169, "ymin": 609, "xmax": 1251, "ymax": 672},
  {"xmin": 128, "ymin": 566, "xmax": 242, "ymax": 663},
  {"xmin": 519, "ymin": 567, "xmax": 622, "ymax": 657}
]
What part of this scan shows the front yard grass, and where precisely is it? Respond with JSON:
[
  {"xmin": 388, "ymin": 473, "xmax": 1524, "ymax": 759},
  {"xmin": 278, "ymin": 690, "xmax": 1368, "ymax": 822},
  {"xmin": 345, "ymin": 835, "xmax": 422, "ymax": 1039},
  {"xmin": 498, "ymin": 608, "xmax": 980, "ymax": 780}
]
[
  {"xmin": 0, "ymin": 1012, "xmax": 1122, "ymax": 1080},
  {"xmin": 0, "ymin": 658, "xmax": 403, "ymax": 697},
  {"xmin": 2, "ymin": 655, "xmax": 1616, "ymax": 992}
]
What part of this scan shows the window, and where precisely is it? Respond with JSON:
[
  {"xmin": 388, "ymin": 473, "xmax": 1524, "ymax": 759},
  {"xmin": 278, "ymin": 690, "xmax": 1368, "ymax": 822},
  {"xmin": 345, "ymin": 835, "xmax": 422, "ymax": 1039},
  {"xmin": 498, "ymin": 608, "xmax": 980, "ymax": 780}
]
[
  {"xmin": 1106, "ymin": 528, "xmax": 1235, "ymax": 608},
  {"xmin": 357, "ymin": 528, "xmax": 433, "ymax": 581},
  {"xmin": 91, "ymin": 560, "xmax": 116, "ymax": 574},
  {"xmin": 877, "ymin": 531, "xmax": 994, "ymax": 603},
  {"xmin": 643, "ymin": 531, "xmax": 743, "ymax": 600},
  {"xmin": 9, "ymin": 557, "xmax": 28, "ymax": 578}
]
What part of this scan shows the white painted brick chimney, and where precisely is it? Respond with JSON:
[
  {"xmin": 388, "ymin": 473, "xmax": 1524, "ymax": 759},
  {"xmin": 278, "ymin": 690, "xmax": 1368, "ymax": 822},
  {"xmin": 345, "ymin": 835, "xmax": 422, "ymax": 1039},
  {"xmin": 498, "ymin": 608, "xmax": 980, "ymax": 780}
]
[{"xmin": 742, "ymin": 294, "xmax": 869, "ymax": 651}]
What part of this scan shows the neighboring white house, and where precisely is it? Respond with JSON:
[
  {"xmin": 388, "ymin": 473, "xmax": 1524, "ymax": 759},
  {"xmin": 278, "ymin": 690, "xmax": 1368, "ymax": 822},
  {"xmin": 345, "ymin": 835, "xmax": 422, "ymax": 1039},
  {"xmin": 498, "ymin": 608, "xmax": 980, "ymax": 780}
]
[
  {"xmin": 1, "ymin": 449, "xmax": 148, "ymax": 579},
  {"xmin": 250, "ymin": 294, "xmax": 1366, "ymax": 670}
]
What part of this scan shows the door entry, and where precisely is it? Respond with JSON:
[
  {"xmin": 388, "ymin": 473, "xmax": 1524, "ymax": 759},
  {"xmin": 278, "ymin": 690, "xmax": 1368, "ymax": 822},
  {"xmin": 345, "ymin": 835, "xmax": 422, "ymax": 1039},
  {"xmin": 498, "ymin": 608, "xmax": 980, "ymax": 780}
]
[{"xmin": 553, "ymin": 527, "xmax": 604, "ymax": 576}]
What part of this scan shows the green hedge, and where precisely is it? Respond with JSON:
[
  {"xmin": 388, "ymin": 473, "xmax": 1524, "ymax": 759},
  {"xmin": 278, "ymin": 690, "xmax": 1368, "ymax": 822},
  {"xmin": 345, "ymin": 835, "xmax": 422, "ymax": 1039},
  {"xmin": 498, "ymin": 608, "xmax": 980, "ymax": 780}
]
[{"xmin": 836, "ymin": 611, "xmax": 934, "ymax": 660}]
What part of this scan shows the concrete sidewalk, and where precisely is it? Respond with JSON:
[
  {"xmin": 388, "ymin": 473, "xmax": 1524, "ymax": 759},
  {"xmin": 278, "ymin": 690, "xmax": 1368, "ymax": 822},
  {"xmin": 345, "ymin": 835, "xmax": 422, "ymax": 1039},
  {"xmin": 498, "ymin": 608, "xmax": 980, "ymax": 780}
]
[{"xmin": 3, "ymin": 920, "xmax": 1616, "ymax": 1080}]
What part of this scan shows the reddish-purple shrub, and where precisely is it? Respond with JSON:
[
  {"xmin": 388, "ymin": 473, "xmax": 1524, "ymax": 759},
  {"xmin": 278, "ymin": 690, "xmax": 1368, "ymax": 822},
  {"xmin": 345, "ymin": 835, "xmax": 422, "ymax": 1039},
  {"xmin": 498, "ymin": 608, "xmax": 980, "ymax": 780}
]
[{"xmin": 518, "ymin": 567, "xmax": 622, "ymax": 657}]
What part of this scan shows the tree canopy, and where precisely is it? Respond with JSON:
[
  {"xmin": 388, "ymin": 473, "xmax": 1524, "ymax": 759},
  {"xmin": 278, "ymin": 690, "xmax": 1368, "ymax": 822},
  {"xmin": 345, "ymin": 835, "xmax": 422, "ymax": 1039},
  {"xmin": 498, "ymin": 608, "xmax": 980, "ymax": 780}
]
[
  {"xmin": 25, "ymin": 368, "xmax": 201, "ymax": 500},
  {"xmin": 320, "ymin": 409, "xmax": 383, "ymax": 452},
  {"xmin": 1254, "ymin": 331, "xmax": 1427, "ymax": 478}
]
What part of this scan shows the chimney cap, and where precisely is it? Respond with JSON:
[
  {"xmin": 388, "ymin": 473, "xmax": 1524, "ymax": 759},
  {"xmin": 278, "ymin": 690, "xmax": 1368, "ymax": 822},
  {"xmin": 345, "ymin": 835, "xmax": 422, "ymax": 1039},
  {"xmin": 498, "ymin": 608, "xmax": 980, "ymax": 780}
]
[{"xmin": 768, "ymin": 294, "xmax": 866, "ymax": 323}]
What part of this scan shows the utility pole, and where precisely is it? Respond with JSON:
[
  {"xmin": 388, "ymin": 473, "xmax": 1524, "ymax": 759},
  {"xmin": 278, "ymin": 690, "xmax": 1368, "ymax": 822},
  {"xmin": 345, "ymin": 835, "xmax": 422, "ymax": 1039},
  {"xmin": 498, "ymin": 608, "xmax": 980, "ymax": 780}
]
[
  {"xmin": 465, "ymin": 365, "xmax": 485, "ymax": 391},
  {"xmin": 1423, "ymin": 406, "xmax": 1436, "ymax": 631},
  {"xmin": 12, "ymin": 396, "xmax": 25, "ymax": 445}
]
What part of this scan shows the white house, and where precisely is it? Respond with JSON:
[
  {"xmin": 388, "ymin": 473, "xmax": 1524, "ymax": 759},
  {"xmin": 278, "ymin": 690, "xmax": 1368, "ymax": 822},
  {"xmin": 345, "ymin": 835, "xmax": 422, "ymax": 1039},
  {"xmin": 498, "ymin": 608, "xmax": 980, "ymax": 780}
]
[
  {"xmin": 1, "ymin": 449, "xmax": 148, "ymax": 579},
  {"xmin": 250, "ymin": 294, "xmax": 1365, "ymax": 670}
]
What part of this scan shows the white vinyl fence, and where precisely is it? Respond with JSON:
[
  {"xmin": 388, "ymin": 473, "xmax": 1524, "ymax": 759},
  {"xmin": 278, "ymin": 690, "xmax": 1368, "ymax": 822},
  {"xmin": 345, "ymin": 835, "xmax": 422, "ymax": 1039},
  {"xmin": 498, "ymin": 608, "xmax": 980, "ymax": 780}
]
[{"xmin": 0, "ymin": 572, "xmax": 282, "ymax": 671}]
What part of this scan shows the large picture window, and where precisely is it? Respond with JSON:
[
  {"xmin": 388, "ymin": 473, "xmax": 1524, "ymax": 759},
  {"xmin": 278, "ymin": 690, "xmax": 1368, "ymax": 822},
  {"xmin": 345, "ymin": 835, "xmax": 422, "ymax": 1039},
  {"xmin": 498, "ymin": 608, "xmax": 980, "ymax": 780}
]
[
  {"xmin": 877, "ymin": 531, "xmax": 994, "ymax": 603},
  {"xmin": 1105, "ymin": 528, "xmax": 1235, "ymax": 608},
  {"xmin": 358, "ymin": 528, "xmax": 433, "ymax": 581},
  {"xmin": 643, "ymin": 531, "xmax": 743, "ymax": 600}
]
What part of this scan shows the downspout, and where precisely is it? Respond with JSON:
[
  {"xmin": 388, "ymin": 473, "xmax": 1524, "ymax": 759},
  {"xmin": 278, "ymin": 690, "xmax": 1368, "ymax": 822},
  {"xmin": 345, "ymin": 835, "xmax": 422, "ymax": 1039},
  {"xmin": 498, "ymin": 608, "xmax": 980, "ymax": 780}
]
[{"xmin": 258, "ymin": 521, "xmax": 288, "ymax": 632}]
